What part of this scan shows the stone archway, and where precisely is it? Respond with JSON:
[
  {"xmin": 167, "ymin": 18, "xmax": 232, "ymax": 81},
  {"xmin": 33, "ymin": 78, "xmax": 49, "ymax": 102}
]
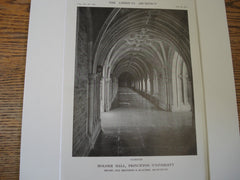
[{"xmin": 73, "ymin": 7, "xmax": 196, "ymax": 156}]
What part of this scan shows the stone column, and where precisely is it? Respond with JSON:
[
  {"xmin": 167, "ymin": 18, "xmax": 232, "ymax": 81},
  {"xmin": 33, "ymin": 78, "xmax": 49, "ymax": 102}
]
[
  {"xmin": 164, "ymin": 76, "xmax": 170, "ymax": 111},
  {"xmin": 182, "ymin": 74, "xmax": 188, "ymax": 105},
  {"xmin": 182, "ymin": 74, "xmax": 191, "ymax": 111},
  {"xmin": 179, "ymin": 74, "xmax": 183, "ymax": 106},
  {"xmin": 96, "ymin": 74, "xmax": 101, "ymax": 125},
  {"xmin": 147, "ymin": 78, "xmax": 151, "ymax": 94},
  {"xmin": 100, "ymin": 78, "xmax": 104, "ymax": 112},
  {"xmin": 144, "ymin": 79, "xmax": 148, "ymax": 93},
  {"xmin": 141, "ymin": 79, "xmax": 144, "ymax": 92},
  {"xmin": 150, "ymin": 77, "xmax": 154, "ymax": 95},
  {"xmin": 153, "ymin": 75, "xmax": 158, "ymax": 96},
  {"xmin": 88, "ymin": 74, "xmax": 96, "ymax": 137},
  {"xmin": 104, "ymin": 78, "xmax": 111, "ymax": 112},
  {"xmin": 88, "ymin": 73, "xmax": 102, "ymax": 148}
]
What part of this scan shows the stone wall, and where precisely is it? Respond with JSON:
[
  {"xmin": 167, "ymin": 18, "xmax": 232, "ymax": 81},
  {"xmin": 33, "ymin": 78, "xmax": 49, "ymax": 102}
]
[{"xmin": 72, "ymin": 8, "xmax": 90, "ymax": 156}]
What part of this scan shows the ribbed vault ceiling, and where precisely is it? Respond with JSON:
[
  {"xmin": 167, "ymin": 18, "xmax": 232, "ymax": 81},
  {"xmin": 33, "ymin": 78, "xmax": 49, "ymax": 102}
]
[{"xmin": 93, "ymin": 8, "xmax": 190, "ymax": 80}]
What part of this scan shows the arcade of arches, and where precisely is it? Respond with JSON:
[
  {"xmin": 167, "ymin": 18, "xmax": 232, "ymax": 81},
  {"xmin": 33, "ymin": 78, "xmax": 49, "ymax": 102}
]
[{"xmin": 73, "ymin": 7, "xmax": 196, "ymax": 156}]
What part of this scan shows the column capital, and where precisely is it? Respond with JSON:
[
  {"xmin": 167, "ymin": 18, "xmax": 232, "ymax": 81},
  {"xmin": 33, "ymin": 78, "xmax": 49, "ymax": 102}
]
[
  {"xmin": 88, "ymin": 73, "xmax": 97, "ymax": 80},
  {"xmin": 178, "ymin": 74, "xmax": 188, "ymax": 80},
  {"xmin": 105, "ymin": 77, "xmax": 111, "ymax": 82}
]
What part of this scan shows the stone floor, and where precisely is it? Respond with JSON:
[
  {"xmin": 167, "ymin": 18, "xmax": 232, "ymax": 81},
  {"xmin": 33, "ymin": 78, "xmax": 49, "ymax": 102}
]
[{"xmin": 89, "ymin": 87, "xmax": 196, "ymax": 156}]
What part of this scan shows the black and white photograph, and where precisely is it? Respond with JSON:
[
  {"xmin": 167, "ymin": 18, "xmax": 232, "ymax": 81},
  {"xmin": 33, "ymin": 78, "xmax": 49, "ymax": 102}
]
[{"xmin": 72, "ymin": 7, "xmax": 196, "ymax": 157}]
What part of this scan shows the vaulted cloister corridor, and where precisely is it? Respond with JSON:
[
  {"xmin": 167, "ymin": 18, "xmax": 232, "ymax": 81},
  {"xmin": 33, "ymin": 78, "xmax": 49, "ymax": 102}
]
[
  {"xmin": 72, "ymin": 7, "xmax": 197, "ymax": 157},
  {"xmin": 89, "ymin": 87, "xmax": 196, "ymax": 156}
]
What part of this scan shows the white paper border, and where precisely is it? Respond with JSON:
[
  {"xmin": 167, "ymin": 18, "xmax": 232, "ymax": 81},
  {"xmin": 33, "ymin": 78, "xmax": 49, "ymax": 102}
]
[{"xmin": 61, "ymin": 0, "xmax": 208, "ymax": 180}]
